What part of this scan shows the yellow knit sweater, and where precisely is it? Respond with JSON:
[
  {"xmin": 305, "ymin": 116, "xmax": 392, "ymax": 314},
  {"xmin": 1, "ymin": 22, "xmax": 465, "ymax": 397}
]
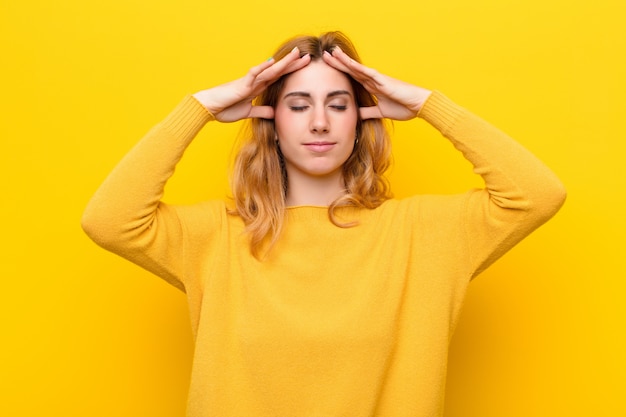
[{"xmin": 82, "ymin": 92, "xmax": 566, "ymax": 417}]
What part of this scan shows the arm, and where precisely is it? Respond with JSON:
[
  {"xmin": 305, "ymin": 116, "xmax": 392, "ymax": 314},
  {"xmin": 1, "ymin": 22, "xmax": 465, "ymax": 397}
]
[
  {"xmin": 418, "ymin": 92, "xmax": 566, "ymax": 277},
  {"xmin": 81, "ymin": 49, "xmax": 311, "ymax": 290},
  {"xmin": 81, "ymin": 98, "xmax": 214, "ymax": 290},
  {"xmin": 325, "ymin": 48, "xmax": 566, "ymax": 278}
]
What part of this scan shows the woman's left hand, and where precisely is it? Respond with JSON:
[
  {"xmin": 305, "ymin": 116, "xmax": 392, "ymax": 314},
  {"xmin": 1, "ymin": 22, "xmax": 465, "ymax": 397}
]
[{"xmin": 323, "ymin": 46, "xmax": 432, "ymax": 121}]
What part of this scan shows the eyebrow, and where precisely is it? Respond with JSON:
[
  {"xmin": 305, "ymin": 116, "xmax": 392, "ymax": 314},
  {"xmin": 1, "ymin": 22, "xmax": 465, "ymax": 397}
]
[{"xmin": 283, "ymin": 90, "xmax": 352, "ymax": 99}]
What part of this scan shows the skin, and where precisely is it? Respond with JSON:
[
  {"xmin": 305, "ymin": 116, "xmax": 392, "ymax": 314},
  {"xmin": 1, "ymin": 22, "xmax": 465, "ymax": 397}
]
[
  {"xmin": 192, "ymin": 45, "xmax": 433, "ymax": 206},
  {"xmin": 274, "ymin": 61, "xmax": 358, "ymax": 206}
]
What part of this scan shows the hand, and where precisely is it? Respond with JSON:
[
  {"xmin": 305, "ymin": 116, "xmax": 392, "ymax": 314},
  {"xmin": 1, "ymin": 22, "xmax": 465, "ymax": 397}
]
[
  {"xmin": 193, "ymin": 47, "xmax": 311, "ymax": 122},
  {"xmin": 322, "ymin": 47, "xmax": 432, "ymax": 121}
]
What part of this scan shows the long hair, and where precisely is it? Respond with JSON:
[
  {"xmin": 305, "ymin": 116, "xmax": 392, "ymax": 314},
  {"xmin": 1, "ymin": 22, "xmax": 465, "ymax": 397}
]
[{"xmin": 230, "ymin": 31, "xmax": 392, "ymax": 258}]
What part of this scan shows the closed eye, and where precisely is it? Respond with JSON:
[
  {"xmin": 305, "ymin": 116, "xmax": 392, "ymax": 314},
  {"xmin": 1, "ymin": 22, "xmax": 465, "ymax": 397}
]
[
  {"xmin": 290, "ymin": 106, "xmax": 309, "ymax": 112},
  {"xmin": 330, "ymin": 105, "xmax": 347, "ymax": 111}
]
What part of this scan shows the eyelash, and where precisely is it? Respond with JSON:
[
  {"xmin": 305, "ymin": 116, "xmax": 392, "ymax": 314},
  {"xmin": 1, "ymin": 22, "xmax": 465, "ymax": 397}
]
[{"xmin": 289, "ymin": 105, "xmax": 347, "ymax": 112}]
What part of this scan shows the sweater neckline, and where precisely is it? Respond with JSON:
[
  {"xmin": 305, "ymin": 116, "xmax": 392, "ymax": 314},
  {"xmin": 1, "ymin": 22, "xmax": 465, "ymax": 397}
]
[
  {"xmin": 284, "ymin": 205, "xmax": 370, "ymax": 222},
  {"xmin": 285, "ymin": 206, "xmax": 331, "ymax": 221}
]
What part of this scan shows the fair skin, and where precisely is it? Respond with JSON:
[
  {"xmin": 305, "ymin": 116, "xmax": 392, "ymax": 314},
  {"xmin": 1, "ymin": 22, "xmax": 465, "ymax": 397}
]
[
  {"xmin": 274, "ymin": 60, "xmax": 358, "ymax": 206},
  {"xmin": 193, "ymin": 46, "xmax": 432, "ymax": 206}
]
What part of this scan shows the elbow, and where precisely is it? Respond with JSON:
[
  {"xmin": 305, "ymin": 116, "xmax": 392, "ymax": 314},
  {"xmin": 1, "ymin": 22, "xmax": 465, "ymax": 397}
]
[
  {"xmin": 81, "ymin": 202, "xmax": 119, "ymax": 250},
  {"xmin": 81, "ymin": 200, "xmax": 158, "ymax": 254},
  {"xmin": 547, "ymin": 175, "xmax": 567, "ymax": 213},
  {"xmin": 554, "ymin": 180, "xmax": 568, "ymax": 208},
  {"xmin": 81, "ymin": 206, "xmax": 107, "ymax": 247},
  {"xmin": 81, "ymin": 207, "xmax": 97, "ymax": 239},
  {"xmin": 532, "ymin": 176, "xmax": 567, "ymax": 222}
]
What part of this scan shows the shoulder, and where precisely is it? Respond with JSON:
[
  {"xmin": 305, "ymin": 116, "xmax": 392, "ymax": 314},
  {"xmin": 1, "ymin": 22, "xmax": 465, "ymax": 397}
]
[
  {"xmin": 171, "ymin": 199, "xmax": 239, "ymax": 234},
  {"xmin": 373, "ymin": 193, "xmax": 474, "ymax": 221}
]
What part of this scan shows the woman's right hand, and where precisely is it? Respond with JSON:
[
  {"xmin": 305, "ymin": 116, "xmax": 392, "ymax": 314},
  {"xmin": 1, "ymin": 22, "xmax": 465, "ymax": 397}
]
[{"xmin": 193, "ymin": 47, "xmax": 311, "ymax": 122}]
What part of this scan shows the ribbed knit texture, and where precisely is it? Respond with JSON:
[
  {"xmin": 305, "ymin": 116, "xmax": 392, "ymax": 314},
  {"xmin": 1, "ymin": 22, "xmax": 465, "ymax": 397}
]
[{"xmin": 82, "ymin": 92, "xmax": 565, "ymax": 417}]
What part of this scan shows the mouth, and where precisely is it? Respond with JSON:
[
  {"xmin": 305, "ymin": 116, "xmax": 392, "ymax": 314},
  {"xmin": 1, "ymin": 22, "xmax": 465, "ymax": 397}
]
[{"xmin": 303, "ymin": 141, "xmax": 337, "ymax": 153}]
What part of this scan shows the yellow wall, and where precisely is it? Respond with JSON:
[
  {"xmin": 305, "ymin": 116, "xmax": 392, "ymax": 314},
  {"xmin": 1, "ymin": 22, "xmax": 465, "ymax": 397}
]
[{"xmin": 1, "ymin": 0, "xmax": 624, "ymax": 415}]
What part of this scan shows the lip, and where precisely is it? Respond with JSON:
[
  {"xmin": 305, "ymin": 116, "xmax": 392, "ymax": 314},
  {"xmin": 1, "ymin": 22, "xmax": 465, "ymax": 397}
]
[{"xmin": 303, "ymin": 141, "xmax": 337, "ymax": 153}]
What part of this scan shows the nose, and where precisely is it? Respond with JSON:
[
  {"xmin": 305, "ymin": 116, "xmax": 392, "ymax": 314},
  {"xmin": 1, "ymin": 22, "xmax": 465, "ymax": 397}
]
[{"xmin": 310, "ymin": 107, "xmax": 329, "ymax": 134}]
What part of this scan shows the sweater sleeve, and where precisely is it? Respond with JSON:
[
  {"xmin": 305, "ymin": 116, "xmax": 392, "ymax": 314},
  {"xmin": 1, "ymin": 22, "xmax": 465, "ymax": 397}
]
[
  {"xmin": 417, "ymin": 92, "xmax": 566, "ymax": 279},
  {"xmin": 81, "ymin": 96, "xmax": 215, "ymax": 291}
]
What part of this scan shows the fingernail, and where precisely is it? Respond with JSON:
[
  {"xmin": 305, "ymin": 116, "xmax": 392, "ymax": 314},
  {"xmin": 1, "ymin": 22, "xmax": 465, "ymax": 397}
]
[
  {"xmin": 292, "ymin": 46, "xmax": 299, "ymax": 53},
  {"xmin": 267, "ymin": 56, "xmax": 274, "ymax": 62}
]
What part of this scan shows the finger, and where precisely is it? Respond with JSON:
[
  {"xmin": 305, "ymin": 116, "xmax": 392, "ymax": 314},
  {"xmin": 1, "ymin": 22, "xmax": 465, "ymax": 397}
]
[
  {"xmin": 249, "ymin": 55, "xmax": 309, "ymax": 98},
  {"xmin": 243, "ymin": 47, "xmax": 300, "ymax": 89},
  {"xmin": 283, "ymin": 53, "xmax": 311, "ymax": 75},
  {"xmin": 322, "ymin": 50, "xmax": 352, "ymax": 73},
  {"xmin": 247, "ymin": 57, "xmax": 277, "ymax": 79},
  {"xmin": 360, "ymin": 106, "xmax": 384, "ymax": 120},
  {"xmin": 329, "ymin": 46, "xmax": 359, "ymax": 71},
  {"xmin": 330, "ymin": 46, "xmax": 383, "ymax": 86},
  {"xmin": 248, "ymin": 105, "xmax": 275, "ymax": 119},
  {"xmin": 257, "ymin": 47, "xmax": 304, "ymax": 82}
]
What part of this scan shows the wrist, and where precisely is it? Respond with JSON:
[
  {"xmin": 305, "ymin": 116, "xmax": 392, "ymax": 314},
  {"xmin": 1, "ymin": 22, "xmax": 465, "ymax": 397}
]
[
  {"xmin": 189, "ymin": 94, "xmax": 217, "ymax": 121},
  {"xmin": 414, "ymin": 88, "xmax": 433, "ymax": 113},
  {"xmin": 192, "ymin": 90, "xmax": 222, "ymax": 115}
]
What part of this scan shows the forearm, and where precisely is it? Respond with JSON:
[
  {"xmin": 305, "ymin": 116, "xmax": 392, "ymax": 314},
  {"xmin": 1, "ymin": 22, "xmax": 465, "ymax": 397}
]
[
  {"xmin": 81, "ymin": 96, "xmax": 214, "ymax": 285},
  {"xmin": 419, "ymin": 92, "xmax": 565, "ymax": 212}
]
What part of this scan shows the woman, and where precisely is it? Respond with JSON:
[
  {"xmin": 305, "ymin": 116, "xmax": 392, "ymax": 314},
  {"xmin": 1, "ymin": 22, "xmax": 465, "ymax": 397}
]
[{"xmin": 82, "ymin": 31, "xmax": 566, "ymax": 417}]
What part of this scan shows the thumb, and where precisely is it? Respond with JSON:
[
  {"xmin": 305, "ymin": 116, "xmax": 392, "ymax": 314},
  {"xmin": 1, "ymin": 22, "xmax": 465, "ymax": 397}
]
[
  {"xmin": 249, "ymin": 105, "xmax": 275, "ymax": 119},
  {"xmin": 360, "ymin": 106, "xmax": 383, "ymax": 120}
]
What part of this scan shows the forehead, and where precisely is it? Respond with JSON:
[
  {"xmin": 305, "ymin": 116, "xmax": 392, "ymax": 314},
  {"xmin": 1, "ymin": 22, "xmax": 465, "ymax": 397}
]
[{"xmin": 281, "ymin": 61, "xmax": 354, "ymax": 96}]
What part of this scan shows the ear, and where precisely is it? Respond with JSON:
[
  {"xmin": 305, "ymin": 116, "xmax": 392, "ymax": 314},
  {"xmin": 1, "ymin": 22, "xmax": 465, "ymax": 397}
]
[
  {"xmin": 359, "ymin": 106, "xmax": 383, "ymax": 120},
  {"xmin": 249, "ymin": 105, "xmax": 275, "ymax": 119}
]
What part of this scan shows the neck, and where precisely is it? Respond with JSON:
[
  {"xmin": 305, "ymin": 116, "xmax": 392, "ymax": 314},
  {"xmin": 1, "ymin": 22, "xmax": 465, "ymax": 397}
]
[{"xmin": 285, "ymin": 170, "xmax": 346, "ymax": 207}]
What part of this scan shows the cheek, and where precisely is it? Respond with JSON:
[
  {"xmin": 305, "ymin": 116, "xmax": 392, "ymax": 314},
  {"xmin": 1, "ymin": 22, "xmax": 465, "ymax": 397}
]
[
  {"xmin": 338, "ymin": 111, "xmax": 358, "ymax": 133},
  {"xmin": 274, "ymin": 109, "xmax": 297, "ymax": 135}
]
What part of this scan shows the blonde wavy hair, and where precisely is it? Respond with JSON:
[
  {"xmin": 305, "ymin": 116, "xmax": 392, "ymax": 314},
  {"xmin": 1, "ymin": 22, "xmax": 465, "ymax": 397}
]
[{"xmin": 230, "ymin": 31, "xmax": 392, "ymax": 258}]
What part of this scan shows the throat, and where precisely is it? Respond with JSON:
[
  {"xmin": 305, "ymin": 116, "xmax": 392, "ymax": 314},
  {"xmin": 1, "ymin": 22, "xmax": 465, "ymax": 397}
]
[{"xmin": 285, "ymin": 171, "xmax": 346, "ymax": 207}]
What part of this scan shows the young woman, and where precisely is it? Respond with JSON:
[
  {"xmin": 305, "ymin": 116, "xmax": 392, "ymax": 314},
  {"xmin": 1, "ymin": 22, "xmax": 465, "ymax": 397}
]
[{"xmin": 82, "ymin": 31, "xmax": 566, "ymax": 417}]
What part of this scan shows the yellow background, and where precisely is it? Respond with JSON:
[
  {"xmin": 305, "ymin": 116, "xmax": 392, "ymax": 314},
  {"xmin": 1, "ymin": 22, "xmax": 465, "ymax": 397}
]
[{"xmin": 1, "ymin": 0, "xmax": 624, "ymax": 415}]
